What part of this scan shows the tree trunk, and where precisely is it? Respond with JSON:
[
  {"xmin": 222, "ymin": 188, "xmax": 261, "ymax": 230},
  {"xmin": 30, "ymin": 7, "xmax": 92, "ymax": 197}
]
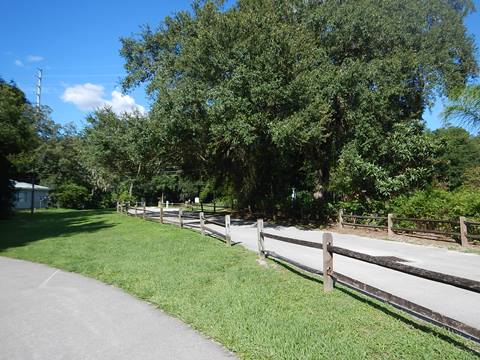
[
  {"xmin": 313, "ymin": 169, "xmax": 324, "ymax": 200},
  {"xmin": 129, "ymin": 181, "xmax": 134, "ymax": 197},
  {"xmin": 129, "ymin": 163, "xmax": 142, "ymax": 197}
]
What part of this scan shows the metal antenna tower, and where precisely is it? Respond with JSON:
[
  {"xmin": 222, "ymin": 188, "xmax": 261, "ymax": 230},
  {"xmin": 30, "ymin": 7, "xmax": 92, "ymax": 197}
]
[{"xmin": 36, "ymin": 68, "xmax": 43, "ymax": 107}]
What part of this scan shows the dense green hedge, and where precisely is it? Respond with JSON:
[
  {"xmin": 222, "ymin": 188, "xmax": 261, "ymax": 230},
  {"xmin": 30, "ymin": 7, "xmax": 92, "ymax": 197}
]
[
  {"xmin": 336, "ymin": 187, "xmax": 480, "ymax": 221},
  {"xmin": 388, "ymin": 187, "xmax": 480, "ymax": 220}
]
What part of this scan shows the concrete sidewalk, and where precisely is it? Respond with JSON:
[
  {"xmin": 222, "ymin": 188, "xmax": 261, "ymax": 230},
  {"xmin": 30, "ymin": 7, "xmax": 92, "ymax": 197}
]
[
  {"xmin": 227, "ymin": 220, "xmax": 480, "ymax": 330},
  {"xmin": 0, "ymin": 257, "xmax": 236, "ymax": 360}
]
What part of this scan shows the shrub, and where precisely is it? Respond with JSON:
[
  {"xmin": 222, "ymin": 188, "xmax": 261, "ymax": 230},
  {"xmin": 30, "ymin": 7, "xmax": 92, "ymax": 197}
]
[
  {"xmin": 388, "ymin": 187, "xmax": 480, "ymax": 220},
  {"xmin": 54, "ymin": 183, "xmax": 91, "ymax": 209},
  {"xmin": 116, "ymin": 190, "xmax": 135, "ymax": 204}
]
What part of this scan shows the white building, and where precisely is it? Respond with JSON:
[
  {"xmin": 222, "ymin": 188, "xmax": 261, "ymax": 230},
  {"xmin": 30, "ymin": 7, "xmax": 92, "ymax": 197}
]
[{"xmin": 13, "ymin": 181, "xmax": 50, "ymax": 209}]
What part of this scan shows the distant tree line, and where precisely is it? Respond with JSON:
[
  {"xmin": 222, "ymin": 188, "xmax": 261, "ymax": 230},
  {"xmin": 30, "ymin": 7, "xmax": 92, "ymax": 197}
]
[{"xmin": 1, "ymin": 0, "xmax": 479, "ymax": 220}]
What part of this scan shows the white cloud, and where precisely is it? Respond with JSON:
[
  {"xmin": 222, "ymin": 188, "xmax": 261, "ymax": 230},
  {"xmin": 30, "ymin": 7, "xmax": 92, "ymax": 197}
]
[
  {"xmin": 108, "ymin": 90, "xmax": 145, "ymax": 114},
  {"xmin": 14, "ymin": 59, "xmax": 24, "ymax": 67},
  {"xmin": 27, "ymin": 55, "xmax": 44, "ymax": 62},
  {"xmin": 61, "ymin": 83, "xmax": 145, "ymax": 115},
  {"xmin": 62, "ymin": 83, "xmax": 105, "ymax": 111}
]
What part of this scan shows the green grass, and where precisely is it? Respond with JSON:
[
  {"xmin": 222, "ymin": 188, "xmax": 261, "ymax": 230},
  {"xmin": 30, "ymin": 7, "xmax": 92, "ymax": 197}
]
[{"xmin": 1, "ymin": 209, "xmax": 478, "ymax": 359}]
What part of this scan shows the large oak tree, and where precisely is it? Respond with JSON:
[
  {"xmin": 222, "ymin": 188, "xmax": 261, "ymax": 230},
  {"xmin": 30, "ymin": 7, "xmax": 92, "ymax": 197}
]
[{"xmin": 120, "ymin": 0, "xmax": 477, "ymax": 215}]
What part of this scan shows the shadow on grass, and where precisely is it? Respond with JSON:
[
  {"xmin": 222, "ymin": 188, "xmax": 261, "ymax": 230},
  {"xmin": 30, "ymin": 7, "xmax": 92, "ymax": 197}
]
[
  {"xmin": 270, "ymin": 258, "xmax": 480, "ymax": 356},
  {"xmin": 0, "ymin": 209, "xmax": 116, "ymax": 252}
]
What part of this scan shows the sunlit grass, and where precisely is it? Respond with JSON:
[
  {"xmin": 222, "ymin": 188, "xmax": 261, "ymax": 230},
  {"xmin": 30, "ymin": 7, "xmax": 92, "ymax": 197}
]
[{"xmin": 1, "ymin": 209, "xmax": 478, "ymax": 359}]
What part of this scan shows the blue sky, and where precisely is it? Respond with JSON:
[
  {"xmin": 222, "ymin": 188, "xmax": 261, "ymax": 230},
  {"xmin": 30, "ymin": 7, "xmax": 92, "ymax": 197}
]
[{"xmin": 1, "ymin": 0, "xmax": 479, "ymax": 130}]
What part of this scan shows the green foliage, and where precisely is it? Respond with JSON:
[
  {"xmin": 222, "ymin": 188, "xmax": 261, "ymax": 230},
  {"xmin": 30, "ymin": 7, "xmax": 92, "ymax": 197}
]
[
  {"xmin": 432, "ymin": 127, "xmax": 480, "ymax": 189},
  {"xmin": 463, "ymin": 165, "xmax": 480, "ymax": 188},
  {"xmin": 80, "ymin": 108, "xmax": 167, "ymax": 199},
  {"xmin": 54, "ymin": 183, "xmax": 91, "ymax": 209},
  {"xmin": 330, "ymin": 121, "xmax": 440, "ymax": 199},
  {"xmin": 442, "ymin": 84, "xmax": 480, "ymax": 130},
  {"xmin": 0, "ymin": 79, "xmax": 37, "ymax": 218},
  {"xmin": 388, "ymin": 187, "xmax": 480, "ymax": 220},
  {"xmin": 120, "ymin": 0, "xmax": 477, "ymax": 216},
  {"xmin": 116, "ymin": 190, "xmax": 136, "ymax": 204}
]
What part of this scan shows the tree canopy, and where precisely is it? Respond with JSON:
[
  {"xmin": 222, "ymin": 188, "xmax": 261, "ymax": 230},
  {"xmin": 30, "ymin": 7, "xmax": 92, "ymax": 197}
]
[
  {"xmin": 0, "ymin": 79, "xmax": 38, "ymax": 217},
  {"xmin": 119, "ymin": 0, "xmax": 477, "ymax": 217},
  {"xmin": 442, "ymin": 84, "xmax": 480, "ymax": 130},
  {"xmin": 2, "ymin": 1, "xmax": 477, "ymax": 219}
]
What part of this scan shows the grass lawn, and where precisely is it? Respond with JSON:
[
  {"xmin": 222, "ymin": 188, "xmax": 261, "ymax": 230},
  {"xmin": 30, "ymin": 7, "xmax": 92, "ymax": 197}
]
[{"xmin": 1, "ymin": 209, "xmax": 478, "ymax": 359}]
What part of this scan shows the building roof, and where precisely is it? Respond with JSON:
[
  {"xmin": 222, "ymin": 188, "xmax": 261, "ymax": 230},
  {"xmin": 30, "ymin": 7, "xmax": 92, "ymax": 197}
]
[{"xmin": 13, "ymin": 181, "xmax": 50, "ymax": 191}]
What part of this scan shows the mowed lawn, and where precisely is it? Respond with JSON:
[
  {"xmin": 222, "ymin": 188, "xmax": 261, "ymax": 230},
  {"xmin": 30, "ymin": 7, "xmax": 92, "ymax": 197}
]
[{"xmin": 1, "ymin": 210, "xmax": 478, "ymax": 359}]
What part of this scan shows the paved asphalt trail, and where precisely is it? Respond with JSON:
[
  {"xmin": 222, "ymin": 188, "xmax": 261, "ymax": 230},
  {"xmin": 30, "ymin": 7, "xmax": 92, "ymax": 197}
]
[
  {"xmin": 230, "ymin": 219, "xmax": 480, "ymax": 330},
  {"xmin": 0, "ymin": 257, "xmax": 236, "ymax": 360},
  {"xmin": 144, "ymin": 207, "xmax": 480, "ymax": 330}
]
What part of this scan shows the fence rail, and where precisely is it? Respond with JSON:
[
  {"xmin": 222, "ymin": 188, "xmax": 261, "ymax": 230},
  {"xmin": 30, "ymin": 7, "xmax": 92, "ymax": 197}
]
[
  {"xmin": 258, "ymin": 223, "xmax": 480, "ymax": 342},
  {"xmin": 115, "ymin": 202, "xmax": 480, "ymax": 343},
  {"xmin": 118, "ymin": 202, "xmax": 233, "ymax": 246},
  {"xmin": 339, "ymin": 210, "xmax": 480, "ymax": 247}
]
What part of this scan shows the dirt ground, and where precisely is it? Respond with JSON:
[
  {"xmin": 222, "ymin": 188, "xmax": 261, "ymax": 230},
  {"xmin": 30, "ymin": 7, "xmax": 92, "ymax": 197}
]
[{"xmin": 325, "ymin": 224, "xmax": 480, "ymax": 254}]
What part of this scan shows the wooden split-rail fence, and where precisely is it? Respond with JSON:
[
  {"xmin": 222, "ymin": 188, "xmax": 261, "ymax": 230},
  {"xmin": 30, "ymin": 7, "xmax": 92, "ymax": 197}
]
[
  {"xmin": 338, "ymin": 210, "xmax": 480, "ymax": 247},
  {"xmin": 115, "ymin": 202, "xmax": 480, "ymax": 343},
  {"xmin": 117, "ymin": 201, "xmax": 232, "ymax": 246},
  {"xmin": 257, "ymin": 219, "xmax": 480, "ymax": 343}
]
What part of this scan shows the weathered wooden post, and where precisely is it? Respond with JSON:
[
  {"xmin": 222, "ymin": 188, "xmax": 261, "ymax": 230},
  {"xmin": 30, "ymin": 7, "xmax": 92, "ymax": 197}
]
[
  {"xmin": 459, "ymin": 216, "xmax": 469, "ymax": 247},
  {"xmin": 322, "ymin": 232, "xmax": 333, "ymax": 293},
  {"xmin": 143, "ymin": 201, "xmax": 146, "ymax": 219},
  {"xmin": 125, "ymin": 202, "xmax": 130, "ymax": 215},
  {"xmin": 200, "ymin": 212, "xmax": 205, "ymax": 235},
  {"xmin": 338, "ymin": 209, "xmax": 344, "ymax": 228},
  {"xmin": 201, "ymin": 202, "xmax": 204, "ymax": 213},
  {"xmin": 134, "ymin": 202, "xmax": 138, "ymax": 217},
  {"xmin": 257, "ymin": 219, "xmax": 265, "ymax": 258},
  {"xmin": 159, "ymin": 205, "xmax": 164, "ymax": 224},
  {"xmin": 387, "ymin": 213, "xmax": 394, "ymax": 239},
  {"xmin": 225, "ymin": 215, "xmax": 231, "ymax": 246},
  {"xmin": 179, "ymin": 209, "xmax": 183, "ymax": 228}
]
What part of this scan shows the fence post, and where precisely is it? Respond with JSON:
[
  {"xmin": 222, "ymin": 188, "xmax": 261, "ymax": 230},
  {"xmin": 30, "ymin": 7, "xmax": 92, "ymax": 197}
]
[
  {"xmin": 322, "ymin": 232, "xmax": 333, "ymax": 293},
  {"xmin": 179, "ymin": 209, "xmax": 183, "ymax": 228},
  {"xmin": 200, "ymin": 212, "xmax": 205, "ymax": 235},
  {"xmin": 459, "ymin": 216, "xmax": 469, "ymax": 247},
  {"xmin": 387, "ymin": 213, "xmax": 394, "ymax": 239},
  {"xmin": 126, "ymin": 202, "xmax": 129, "ymax": 215},
  {"xmin": 225, "ymin": 215, "xmax": 231, "ymax": 246},
  {"xmin": 257, "ymin": 219, "xmax": 265, "ymax": 258},
  {"xmin": 143, "ymin": 202, "xmax": 146, "ymax": 219},
  {"xmin": 134, "ymin": 202, "xmax": 138, "ymax": 217},
  {"xmin": 159, "ymin": 205, "xmax": 164, "ymax": 224},
  {"xmin": 338, "ymin": 209, "xmax": 344, "ymax": 228}
]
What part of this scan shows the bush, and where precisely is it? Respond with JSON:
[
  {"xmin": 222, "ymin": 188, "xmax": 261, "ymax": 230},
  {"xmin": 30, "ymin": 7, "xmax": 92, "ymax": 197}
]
[
  {"xmin": 54, "ymin": 183, "xmax": 91, "ymax": 209},
  {"xmin": 116, "ymin": 190, "xmax": 135, "ymax": 204},
  {"xmin": 388, "ymin": 187, "xmax": 480, "ymax": 220}
]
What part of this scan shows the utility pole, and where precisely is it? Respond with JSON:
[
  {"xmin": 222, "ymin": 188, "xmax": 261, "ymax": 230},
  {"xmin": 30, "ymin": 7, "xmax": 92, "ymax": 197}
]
[
  {"xmin": 31, "ymin": 69, "xmax": 42, "ymax": 215},
  {"xmin": 36, "ymin": 68, "xmax": 42, "ymax": 107}
]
